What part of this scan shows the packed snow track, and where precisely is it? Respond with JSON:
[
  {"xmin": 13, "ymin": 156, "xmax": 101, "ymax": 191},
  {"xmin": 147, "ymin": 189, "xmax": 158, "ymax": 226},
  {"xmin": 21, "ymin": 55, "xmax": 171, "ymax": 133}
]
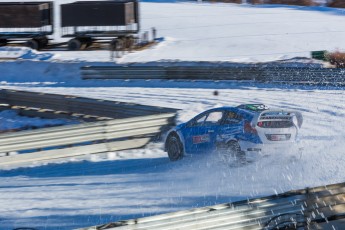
[
  {"xmin": 1, "ymin": 1, "xmax": 345, "ymax": 229},
  {"xmin": 0, "ymin": 83, "xmax": 344, "ymax": 230}
]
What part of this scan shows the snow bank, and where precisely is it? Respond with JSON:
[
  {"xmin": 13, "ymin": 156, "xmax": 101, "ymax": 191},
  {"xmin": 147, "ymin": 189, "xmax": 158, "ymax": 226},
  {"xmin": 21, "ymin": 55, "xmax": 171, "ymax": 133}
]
[
  {"xmin": 0, "ymin": 110, "xmax": 78, "ymax": 132},
  {"xmin": 1, "ymin": 2, "xmax": 345, "ymax": 63},
  {"xmin": 0, "ymin": 47, "xmax": 54, "ymax": 61},
  {"xmin": 0, "ymin": 1, "xmax": 345, "ymax": 230}
]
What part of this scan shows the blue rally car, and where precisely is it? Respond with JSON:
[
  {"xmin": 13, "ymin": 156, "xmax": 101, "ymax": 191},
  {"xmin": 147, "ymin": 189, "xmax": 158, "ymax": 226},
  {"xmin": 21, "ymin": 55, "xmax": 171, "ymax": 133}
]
[{"xmin": 164, "ymin": 104, "xmax": 303, "ymax": 161}]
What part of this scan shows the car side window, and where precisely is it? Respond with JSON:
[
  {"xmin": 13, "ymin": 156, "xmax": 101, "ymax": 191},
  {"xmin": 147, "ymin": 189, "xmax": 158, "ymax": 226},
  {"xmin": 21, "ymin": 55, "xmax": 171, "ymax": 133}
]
[
  {"xmin": 196, "ymin": 114, "xmax": 206, "ymax": 123},
  {"xmin": 223, "ymin": 111, "xmax": 242, "ymax": 125},
  {"xmin": 204, "ymin": 111, "xmax": 223, "ymax": 126},
  {"xmin": 189, "ymin": 114, "xmax": 207, "ymax": 127}
]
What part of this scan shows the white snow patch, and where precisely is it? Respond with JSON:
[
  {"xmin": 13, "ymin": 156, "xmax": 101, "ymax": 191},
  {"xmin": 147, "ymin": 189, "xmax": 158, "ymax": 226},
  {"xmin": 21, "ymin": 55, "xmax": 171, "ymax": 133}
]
[
  {"xmin": 0, "ymin": 47, "xmax": 54, "ymax": 61},
  {"xmin": 0, "ymin": 110, "xmax": 78, "ymax": 132},
  {"xmin": 0, "ymin": 1, "xmax": 344, "ymax": 229}
]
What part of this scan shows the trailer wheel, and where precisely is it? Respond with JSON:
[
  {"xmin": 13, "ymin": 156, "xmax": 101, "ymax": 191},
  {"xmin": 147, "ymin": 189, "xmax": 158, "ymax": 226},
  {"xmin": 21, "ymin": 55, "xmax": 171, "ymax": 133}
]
[
  {"xmin": 38, "ymin": 37, "xmax": 49, "ymax": 48},
  {"xmin": 26, "ymin": 39, "xmax": 40, "ymax": 50},
  {"xmin": 68, "ymin": 38, "xmax": 82, "ymax": 51},
  {"xmin": 0, "ymin": 39, "xmax": 7, "ymax": 46},
  {"xmin": 81, "ymin": 37, "xmax": 93, "ymax": 48}
]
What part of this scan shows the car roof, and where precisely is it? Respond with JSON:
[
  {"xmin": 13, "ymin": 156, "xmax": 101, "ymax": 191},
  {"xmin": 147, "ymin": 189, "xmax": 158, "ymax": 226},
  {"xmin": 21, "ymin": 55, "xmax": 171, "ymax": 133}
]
[{"xmin": 209, "ymin": 104, "xmax": 268, "ymax": 115}]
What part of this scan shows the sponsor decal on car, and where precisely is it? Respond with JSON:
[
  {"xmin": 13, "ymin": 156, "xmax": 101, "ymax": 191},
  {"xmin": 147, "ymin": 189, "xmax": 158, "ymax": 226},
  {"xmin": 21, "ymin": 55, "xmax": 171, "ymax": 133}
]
[{"xmin": 192, "ymin": 134, "xmax": 210, "ymax": 144}]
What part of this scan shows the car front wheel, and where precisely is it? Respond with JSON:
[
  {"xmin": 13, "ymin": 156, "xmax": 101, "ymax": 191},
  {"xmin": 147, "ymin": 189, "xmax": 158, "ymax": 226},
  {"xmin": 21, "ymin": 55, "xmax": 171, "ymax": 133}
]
[{"xmin": 166, "ymin": 134, "xmax": 184, "ymax": 161}]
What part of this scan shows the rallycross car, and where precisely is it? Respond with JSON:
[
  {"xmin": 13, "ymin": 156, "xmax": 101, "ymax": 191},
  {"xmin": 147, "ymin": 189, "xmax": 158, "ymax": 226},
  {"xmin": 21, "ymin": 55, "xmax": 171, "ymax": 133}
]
[{"xmin": 164, "ymin": 104, "xmax": 303, "ymax": 162}]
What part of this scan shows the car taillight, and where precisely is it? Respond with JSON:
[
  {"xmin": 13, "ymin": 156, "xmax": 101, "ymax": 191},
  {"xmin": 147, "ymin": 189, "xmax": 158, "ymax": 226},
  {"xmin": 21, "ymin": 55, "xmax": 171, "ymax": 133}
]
[
  {"xmin": 256, "ymin": 120, "xmax": 293, "ymax": 128},
  {"xmin": 244, "ymin": 121, "xmax": 257, "ymax": 134}
]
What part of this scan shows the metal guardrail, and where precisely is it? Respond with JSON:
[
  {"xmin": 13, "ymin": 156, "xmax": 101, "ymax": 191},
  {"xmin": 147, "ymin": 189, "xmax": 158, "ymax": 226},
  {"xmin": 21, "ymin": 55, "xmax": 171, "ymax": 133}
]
[
  {"xmin": 0, "ymin": 89, "xmax": 176, "ymax": 119},
  {"xmin": 80, "ymin": 66, "xmax": 345, "ymax": 86},
  {"xmin": 77, "ymin": 182, "xmax": 345, "ymax": 230},
  {"xmin": 0, "ymin": 113, "xmax": 175, "ymax": 167},
  {"xmin": 0, "ymin": 90, "xmax": 178, "ymax": 167}
]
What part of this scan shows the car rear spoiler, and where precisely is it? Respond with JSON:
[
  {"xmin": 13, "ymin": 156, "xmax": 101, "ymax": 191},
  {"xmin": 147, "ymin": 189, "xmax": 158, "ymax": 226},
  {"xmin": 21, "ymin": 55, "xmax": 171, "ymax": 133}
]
[
  {"xmin": 259, "ymin": 110, "xmax": 303, "ymax": 128},
  {"xmin": 290, "ymin": 111, "xmax": 303, "ymax": 128}
]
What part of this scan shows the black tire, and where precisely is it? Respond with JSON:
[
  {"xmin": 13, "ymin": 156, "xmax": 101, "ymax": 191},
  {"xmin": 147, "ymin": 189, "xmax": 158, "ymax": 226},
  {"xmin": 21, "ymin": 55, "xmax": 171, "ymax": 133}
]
[
  {"xmin": 68, "ymin": 38, "xmax": 82, "ymax": 51},
  {"xmin": 85, "ymin": 39, "xmax": 93, "ymax": 48},
  {"xmin": 26, "ymin": 39, "xmax": 40, "ymax": 50},
  {"xmin": 38, "ymin": 37, "xmax": 49, "ymax": 49},
  {"xmin": 0, "ymin": 39, "xmax": 7, "ymax": 46},
  {"xmin": 80, "ymin": 37, "xmax": 93, "ymax": 48},
  {"xmin": 218, "ymin": 141, "xmax": 246, "ymax": 164},
  {"xmin": 166, "ymin": 133, "xmax": 184, "ymax": 161}
]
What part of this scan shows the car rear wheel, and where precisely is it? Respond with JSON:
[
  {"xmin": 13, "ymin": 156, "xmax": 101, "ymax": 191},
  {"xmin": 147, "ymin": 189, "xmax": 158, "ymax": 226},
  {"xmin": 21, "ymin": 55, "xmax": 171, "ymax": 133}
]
[
  {"xmin": 218, "ymin": 141, "xmax": 246, "ymax": 165},
  {"xmin": 166, "ymin": 134, "xmax": 184, "ymax": 161}
]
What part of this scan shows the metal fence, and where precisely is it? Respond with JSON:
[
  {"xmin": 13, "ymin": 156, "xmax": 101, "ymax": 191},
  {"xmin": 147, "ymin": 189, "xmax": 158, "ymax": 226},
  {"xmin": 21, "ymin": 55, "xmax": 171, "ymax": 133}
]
[
  {"xmin": 77, "ymin": 182, "xmax": 345, "ymax": 230},
  {"xmin": 0, "ymin": 89, "xmax": 177, "ymax": 167},
  {"xmin": 0, "ymin": 113, "xmax": 175, "ymax": 167},
  {"xmin": 80, "ymin": 66, "xmax": 345, "ymax": 86},
  {"xmin": 0, "ymin": 89, "xmax": 176, "ymax": 119}
]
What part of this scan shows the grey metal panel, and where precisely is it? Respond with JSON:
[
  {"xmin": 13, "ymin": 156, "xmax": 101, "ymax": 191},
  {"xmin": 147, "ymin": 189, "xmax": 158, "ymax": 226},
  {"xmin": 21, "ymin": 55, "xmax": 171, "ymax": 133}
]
[
  {"xmin": 0, "ymin": 89, "xmax": 177, "ymax": 119},
  {"xmin": 0, "ymin": 90, "xmax": 178, "ymax": 167},
  {"xmin": 0, "ymin": 137, "xmax": 151, "ymax": 167},
  {"xmin": 77, "ymin": 183, "xmax": 345, "ymax": 230},
  {"xmin": 80, "ymin": 66, "xmax": 345, "ymax": 86},
  {"xmin": 0, "ymin": 113, "xmax": 175, "ymax": 153}
]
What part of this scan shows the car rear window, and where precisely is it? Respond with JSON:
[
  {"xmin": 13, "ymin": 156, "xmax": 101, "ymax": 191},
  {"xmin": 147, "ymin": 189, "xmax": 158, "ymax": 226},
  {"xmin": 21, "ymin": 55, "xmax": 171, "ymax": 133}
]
[{"xmin": 257, "ymin": 120, "xmax": 294, "ymax": 128}]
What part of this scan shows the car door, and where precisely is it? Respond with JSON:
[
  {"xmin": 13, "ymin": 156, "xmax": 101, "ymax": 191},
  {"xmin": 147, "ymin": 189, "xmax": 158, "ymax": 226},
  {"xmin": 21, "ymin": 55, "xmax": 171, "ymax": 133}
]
[
  {"xmin": 218, "ymin": 110, "xmax": 244, "ymax": 143},
  {"xmin": 183, "ymin": 110, "xmax": 224, "ymax": 154}
]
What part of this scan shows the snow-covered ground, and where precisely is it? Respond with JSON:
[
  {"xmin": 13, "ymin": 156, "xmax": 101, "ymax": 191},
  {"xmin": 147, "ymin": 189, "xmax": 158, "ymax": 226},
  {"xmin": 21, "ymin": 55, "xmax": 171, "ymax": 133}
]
[
  {"xmin": 0, "ymin": 1, "xmax": 345, "ymax": 230},
  {"xmin": 1, "ymin": 1, "xmax": 345, "ymax": 63},
  {"xmin": 0, "ymin": 110, "xmax": 77, "ymax": 132},
  {"xmin": 1, "ymin": 84, "xmax": 345, "ymax": 230}
]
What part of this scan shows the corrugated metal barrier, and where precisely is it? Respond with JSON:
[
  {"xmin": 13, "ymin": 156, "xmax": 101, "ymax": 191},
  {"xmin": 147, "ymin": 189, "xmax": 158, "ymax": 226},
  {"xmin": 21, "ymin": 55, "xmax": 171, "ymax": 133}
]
[
  {"xmin": 0, "ymin": 89, "xmax": 178, "ymax": 168},
  {"xmin": 80, "ymin": 66, "xmax": 345, "ymax": 86},
  {"xmin": 0, "ymin": 89, "xmax": 176, "ymax": 119},
  {"xmin": 77, "ymin": 182, "xmax": 345, "ymax": 230}
]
